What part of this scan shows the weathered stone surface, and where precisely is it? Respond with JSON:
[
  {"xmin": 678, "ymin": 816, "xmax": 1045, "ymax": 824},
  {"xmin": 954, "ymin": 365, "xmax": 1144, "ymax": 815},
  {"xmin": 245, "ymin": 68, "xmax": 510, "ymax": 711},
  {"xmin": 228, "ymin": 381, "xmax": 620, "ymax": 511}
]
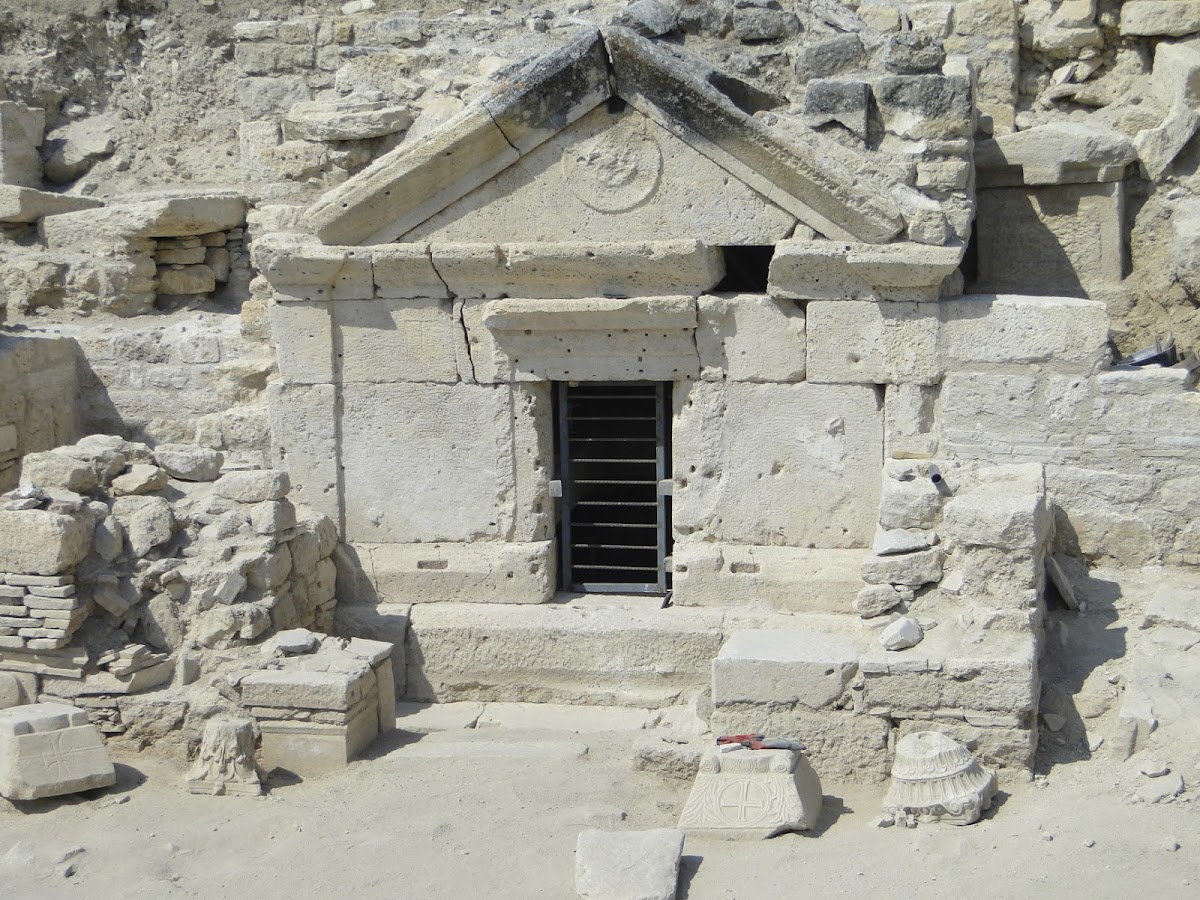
[
  {"xmin": 0, "ymin": 185, "xmax": 102, "ymax": 223},
  {"xmin": 340, "ymin": 382, "xmax": 549, "ymax": 543},
  {"xmin": 257, "ymin": 713, "xmax": 379, "ymax": 776},
  {"xmin": 42, "ymin": 115, "xmax": 116, "ymax": 184},
  {"xmin": 802, "ymin": 79, "xmax": 871, "ymax": 139},
  {"xmin": 1140, "ymin": 584, "xmax": 1200, "ymax": 633},
  {"xmin": 267, "ymin": 382, "xmax": 339, "ymax": 523},
  {"xmin": 254, "ymin": 235, "xmax": 373, "ymax": 302},
  {"xmin": 283, "ymin": 98, "xmax": 413, "ymax": 142},
  {"xmin": 671, "ymin": 544, "xmax": 864, "ymax": 613},
  {"xmin": 241, "ymin": 666, "xmax": 372, "ymax": 711},
  {"xmin": 214, "ymin": 469, "xmax": 290, "ymax": 504},
  {"xmin": 793, "ymin": 34, "xmax": 865, "ymax": 83},
  {"xmin": 973, "ymin": 181, "xmax": 1124, "ymax": 297},
  {"xmin": 110, "ymin": 464, "xmax": 169, "ymax": 496},
  {"xmin": 712, "ymin": 629, "xmax": 859, "ymax": 709},
  {"xmin": 0, "ymin": 510, "xmax": 91, "ymax": 575},
  {"xmin": 873, "ymin": 529, "xmax": 936, "ymax": 556},
  {"xmin": 370, "ymin": 243, "xmax": 449, "ymax": 300},
  {"xmin": 354, "ymin": 542, "xmax": 553, "ymax": 606},
  {"xmin": 431, "ymin": 241, "xmax": 724, "ymax": 300},
  {"xmin": 878, "ymin": 467, "xmax": 943, "ymax": 530},
  {"xmin": 855, "ymin": 584, "xmax": 909, "ymax": 618},
  {"xmin": 880, "ymin": 616, "xmax": 924, "ymax": 650},
  {"xmin": 157, "ymin": 265, "xmax": 216, "ymax": 295},
  {"xmin": 462, "ymin": 296, "xmax": 699, "ymax": 383},
  {"xmin": 1135, "ymin": 106, "xmax": 1200, "ymax": 181},
  {"xmin": 0, "ymin": 102, "xmax": 44, "ymax": 188},
  {"xmin": 19, "ymin": 451, "xmax": 99, "ymax": 493},
  {"xmin": 1120, "ymin": 2, "xmax": 1200, "ymax": 37},
  {"xmin": 0, "ymin": 703, "xmax": 116, "ymax": 800},
  {"xmin": 185, "ymin": 717, "xmax": 263, "ymax": 796},
  {"xmin": 941, "ymin": 466, "xmax": 1049, "ymax": 552},
  {"xmin": 806, "ymin": 300, "xmax": 939, "ymax": 385},
  {"xmin": 673, "ymin": 381, "xmax": 883, "ymax": 548},
  {"xmin": 768, "ymin": 241, "xmax": 963, "ymax": 303},
  {"xmin": 333, "ymin": 297, "xmax": 464, "ymax": 384},
  {"xmin": 575, "ymin": 828, "xmax": 684, "ymax": 900},
  {"xmin": 112, "ymin": 496, "xmax": 175, "ymax": 558},
  {"xmin": 697, "ymin": 294, "xmax": 805, "ymax": 383},
  {"xmin": 976, "ymin": 123, "xmax": 1136, "ymax": 187},
  {"xmin": 679, "ymin": 747, "xmax": 822, "ymax": 838},
  {"xmin": 407, "ymin": 106, "xmax": 798, "ymax": 246},
  {"xmin": 938, "ymin": 295, "xmax": 1109, "ymax": 372},
  {"xmin": 874, "ymin": 74, "xmax": 973, "ymax": 140},
  {"xmin": 153, "ymin": 443, "xmax": 224, "ymax": 481},
  {"xmin": 42, "ymin": 192, "xmax": 246, "ymax": 251},
  {"xmin": 861, "ymin": 548, "xmax": 946, "ymax": 588}
]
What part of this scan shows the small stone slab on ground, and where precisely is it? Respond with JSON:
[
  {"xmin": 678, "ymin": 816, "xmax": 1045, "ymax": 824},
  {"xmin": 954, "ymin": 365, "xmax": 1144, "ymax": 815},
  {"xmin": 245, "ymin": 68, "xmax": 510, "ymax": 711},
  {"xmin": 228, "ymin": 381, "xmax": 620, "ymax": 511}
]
[{"xmin": 575, "ymin": 827, "xmax": 684, "ymax": 900}]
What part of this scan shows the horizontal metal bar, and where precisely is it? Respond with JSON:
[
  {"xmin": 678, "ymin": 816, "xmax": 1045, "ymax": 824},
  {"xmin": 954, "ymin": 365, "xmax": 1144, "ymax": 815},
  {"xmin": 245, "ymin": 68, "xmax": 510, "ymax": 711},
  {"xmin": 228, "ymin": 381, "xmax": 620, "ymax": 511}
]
[
  {"xmin": 574, "ymin": 479, "xmax": 657, "ymax": 485},
  {"xmin": 572, "ymin": 522, "xmax": 658, "ymax": 529},
  {"xmin": 571, "ymin": 544, "xmax": 657, "ymax": 551},
  {"xmin": 575, "ymin": 501, "xmax": 658, "ymax": 507},
  {"xmin": 573, "ymin": 458, "xmax": 658, "ymax": 464},
  {"xmin": 572, "ymin": 564, "xmax": 659, "ymax": 571}
]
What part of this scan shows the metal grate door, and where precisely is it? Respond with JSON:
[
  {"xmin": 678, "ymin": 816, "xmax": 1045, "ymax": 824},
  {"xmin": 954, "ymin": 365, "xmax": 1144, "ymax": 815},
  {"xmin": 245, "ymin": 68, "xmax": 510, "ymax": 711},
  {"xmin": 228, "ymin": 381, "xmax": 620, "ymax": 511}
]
[{"xmin": 555, "ymin": 382, "xmax": 671, "ymax": 595}]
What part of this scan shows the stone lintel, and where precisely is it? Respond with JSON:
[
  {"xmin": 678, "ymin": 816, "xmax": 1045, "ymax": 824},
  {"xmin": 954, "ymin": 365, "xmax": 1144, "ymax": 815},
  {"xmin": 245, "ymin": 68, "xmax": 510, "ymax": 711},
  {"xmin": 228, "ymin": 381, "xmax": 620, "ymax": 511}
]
[
  {"xmin": 482, "ymin": 296, "xmax": 697, "ymax": 331},
  {"xmin": 0, "ymin": 185, "xmax": 103, "ymax": 224},
  {"xmin": 768, "ymin": 240, "xmax": 964, "ymax": 302}
]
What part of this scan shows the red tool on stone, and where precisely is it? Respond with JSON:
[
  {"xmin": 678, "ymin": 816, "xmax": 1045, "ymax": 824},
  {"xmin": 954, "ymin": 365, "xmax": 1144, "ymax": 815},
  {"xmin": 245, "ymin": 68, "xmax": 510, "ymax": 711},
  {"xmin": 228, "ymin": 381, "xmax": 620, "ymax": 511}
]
[{"xmin": 716, "ymin": 734, "xmax": 805, "ymax": 751}]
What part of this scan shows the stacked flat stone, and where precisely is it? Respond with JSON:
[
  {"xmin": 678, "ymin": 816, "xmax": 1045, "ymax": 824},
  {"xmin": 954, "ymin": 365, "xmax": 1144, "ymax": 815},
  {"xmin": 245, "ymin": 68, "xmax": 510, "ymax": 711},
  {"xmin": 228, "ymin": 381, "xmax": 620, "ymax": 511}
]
[
  {"xmin": 0, "ymin": 574, "xmax": 85, "ymax": 651},
  {"xmin": 152, "ymin": 227, "xmax": 240, "ymax": 299}
]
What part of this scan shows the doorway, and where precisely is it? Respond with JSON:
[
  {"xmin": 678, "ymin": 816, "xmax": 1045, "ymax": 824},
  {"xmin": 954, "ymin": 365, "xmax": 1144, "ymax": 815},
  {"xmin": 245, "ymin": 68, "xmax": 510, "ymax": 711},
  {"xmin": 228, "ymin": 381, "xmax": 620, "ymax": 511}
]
[{"xmin": 554, "ymin": 381, "xmax": 672, "ymax": 595}]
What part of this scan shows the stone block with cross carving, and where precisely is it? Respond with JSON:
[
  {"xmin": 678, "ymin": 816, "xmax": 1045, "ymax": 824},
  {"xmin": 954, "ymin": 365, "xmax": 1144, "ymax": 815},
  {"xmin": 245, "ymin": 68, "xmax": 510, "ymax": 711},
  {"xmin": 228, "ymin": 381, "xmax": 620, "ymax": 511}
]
[
  {"xmin": 678, "ymin": 746, "xmax": 823, "ymax": 838},
  {"xmin": 0, "ymin": 702, "xmax": 116, "ymax": 800}
]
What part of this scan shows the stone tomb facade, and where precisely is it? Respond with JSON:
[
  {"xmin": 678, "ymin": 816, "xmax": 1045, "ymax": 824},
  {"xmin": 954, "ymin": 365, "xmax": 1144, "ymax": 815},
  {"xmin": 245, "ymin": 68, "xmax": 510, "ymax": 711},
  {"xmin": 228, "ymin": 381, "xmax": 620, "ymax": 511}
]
[{"xmin": 254, "ymin": 27, "xmax": 1199, "ymax": 774}]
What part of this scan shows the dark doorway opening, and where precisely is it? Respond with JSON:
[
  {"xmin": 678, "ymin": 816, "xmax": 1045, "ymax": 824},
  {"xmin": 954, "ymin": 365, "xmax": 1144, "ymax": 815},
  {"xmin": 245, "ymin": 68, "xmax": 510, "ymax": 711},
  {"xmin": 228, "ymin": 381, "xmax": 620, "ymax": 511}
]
[{"xmin": 554, "ymin": 382, "xmax": 672, "ymax": 595}]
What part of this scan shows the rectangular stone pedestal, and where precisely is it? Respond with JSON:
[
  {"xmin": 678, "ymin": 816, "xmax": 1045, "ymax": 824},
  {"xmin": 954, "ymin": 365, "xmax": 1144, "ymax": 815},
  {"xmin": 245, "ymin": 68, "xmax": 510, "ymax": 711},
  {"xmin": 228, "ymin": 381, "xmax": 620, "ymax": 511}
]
[
  {"xmin": 0, "ymin": 702, "xmax": 116, "ymax": 800},
  {"xmin": 258, "ymin": 704, "xmax": 379, "ymax": 777},
  {"xmin": 678, "ymin": 747, "xmax": 823, "ymax": 838}
]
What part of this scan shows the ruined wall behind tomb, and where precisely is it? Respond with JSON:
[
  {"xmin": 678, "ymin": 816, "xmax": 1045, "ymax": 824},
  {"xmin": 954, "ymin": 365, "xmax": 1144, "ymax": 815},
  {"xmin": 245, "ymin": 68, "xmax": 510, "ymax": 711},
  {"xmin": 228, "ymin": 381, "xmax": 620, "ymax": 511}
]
[{"xmin": 0, "ymin": 334, "xmax": 77, "ymax": 491}]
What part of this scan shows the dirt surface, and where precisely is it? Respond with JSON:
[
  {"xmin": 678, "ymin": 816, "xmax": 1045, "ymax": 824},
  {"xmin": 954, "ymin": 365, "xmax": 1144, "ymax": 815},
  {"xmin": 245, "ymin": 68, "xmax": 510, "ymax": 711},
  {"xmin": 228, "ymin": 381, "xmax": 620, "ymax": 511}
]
[{"xmin": 1, "ymin": 715, "xmax": 1197, "ymax": 899}]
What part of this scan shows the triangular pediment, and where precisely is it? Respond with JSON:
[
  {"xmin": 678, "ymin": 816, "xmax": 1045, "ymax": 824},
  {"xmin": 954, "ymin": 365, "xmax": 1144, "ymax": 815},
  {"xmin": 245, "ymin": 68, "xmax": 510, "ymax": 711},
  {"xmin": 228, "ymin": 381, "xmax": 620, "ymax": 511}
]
[
  {"xmin": 306, "ymin": 27, "xmax": 910, "ymax": 247},
  {"xmin": 403, "ymin": 105, "xmax": 798, "ymax": 245}
]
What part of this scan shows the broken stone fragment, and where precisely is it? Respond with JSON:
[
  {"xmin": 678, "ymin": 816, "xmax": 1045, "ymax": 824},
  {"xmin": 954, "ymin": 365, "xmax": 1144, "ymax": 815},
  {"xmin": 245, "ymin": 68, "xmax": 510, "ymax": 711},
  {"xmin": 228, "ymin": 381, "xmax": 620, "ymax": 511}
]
[
  {"xmin": 0, "ymin": 185, "xmax": 102, "ymax": 223},
  {"xmin": 883, "ymin": 731, "xmax": 996, "ymax": 825},
  {"xmin": 185, "ymin": 718, "xmax": 263, "ymax": 796},
  {"xmin": 282, "ymin": 97, "xmax": 414, "ymax": 142},
  {"xmin": 854, "ymin": 584, "xmax": 909, "ymax": 618},
  {"xmin": 861, "ymin": 547, "xmax": 945, "ymax": 588},
  {"xmin": 0, "ymin": 509, "xmax": 92, "ymax": 575},
  {"xmin": 214, "ymin": 469, "xmax": 290, "ymax": 504},
  {"xmin": 112, "ymin": 495, "xmax": 175, "ymax": 558},
  {"xmin": 802, "ymin": 79, "xmax": 870, "ymax": 139},
  {"xmin": 575, "ymin": 828, "xmax": 684, "ymax": 900},
  {"xmin": 872, "ymin": 528, "xmax": 937, "ymax": 556},
  {"xmin": 41, "ymin": 116, "xmax": 116, "ymax": 185},
  {"xmin": 110, "ymin": 464, "xmax": 169, "ymax": 497},
  {"xmin": 153, "ymin": 444, "xmax": 224, "ymax": 482},
  {"xmin": 733, "ymin": 5, "xmax": 800, "ymax": 43},
  {"xmin": 0, "ymin": 703, "xmax": 116, "ymax": 800},
  {"xmin": 879, "ymin": 616, "xmax": 923, "ymax": 650},
  {"xmin": 157, "ymin": 264, "xmax": 216, "ymax": 295},
  {"xmin": 884, "ymin": 32, "xmax": 946, "ymax": 74},
  {"xmin": 613, "ymin": 0, "xmax": 677, "ymax": 37}
]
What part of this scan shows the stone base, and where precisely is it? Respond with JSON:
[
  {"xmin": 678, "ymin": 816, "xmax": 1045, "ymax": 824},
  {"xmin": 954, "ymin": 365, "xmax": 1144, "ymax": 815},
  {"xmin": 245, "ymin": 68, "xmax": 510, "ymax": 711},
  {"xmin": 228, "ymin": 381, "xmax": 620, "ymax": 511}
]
[
  {"xmin": 679, "ymin": 747, "xmax": 823, "ymax": 838},
  {"xmin": 258, "ymin": 703, "xmax": 379, "ymax": 777},
  {"xmin": 0, "ymin": 702, "xmax": 116, "ymax": 800}
]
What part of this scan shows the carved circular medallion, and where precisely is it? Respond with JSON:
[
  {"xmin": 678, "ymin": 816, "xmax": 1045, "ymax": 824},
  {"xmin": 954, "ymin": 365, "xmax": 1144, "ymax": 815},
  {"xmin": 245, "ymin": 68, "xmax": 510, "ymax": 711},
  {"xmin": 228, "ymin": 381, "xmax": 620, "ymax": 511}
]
[{"xmin": 561, "ymin": 117, "xmax": 663, "ymax": 213}]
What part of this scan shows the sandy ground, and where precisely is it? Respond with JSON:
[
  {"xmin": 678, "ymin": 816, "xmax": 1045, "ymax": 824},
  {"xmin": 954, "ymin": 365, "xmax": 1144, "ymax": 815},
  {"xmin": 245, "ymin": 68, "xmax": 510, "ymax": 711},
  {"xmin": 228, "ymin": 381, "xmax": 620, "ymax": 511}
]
[
  {"xmin": 4, "ymin": 565, "xmax": 1199, "ymax": 898},
  {"xmin": 1, "ymin": 713, "xmax": 1198, "ymax": 900}
]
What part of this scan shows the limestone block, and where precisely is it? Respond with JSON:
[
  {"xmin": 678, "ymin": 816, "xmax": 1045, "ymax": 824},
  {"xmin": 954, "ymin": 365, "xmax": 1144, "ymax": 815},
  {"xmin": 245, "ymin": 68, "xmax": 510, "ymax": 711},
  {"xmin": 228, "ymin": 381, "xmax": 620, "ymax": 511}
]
[
  {"xmin": 696, "ymin": 294, "xmax": 806, "ymax": 383},
  {"xmin": 110, "ymin": 464, "xmax": 169, "ymax": 496},
  {"xmin": 185, "ymin": 717, "xmax": 263, "ymax": 796},
  {"xmin": 370, "ymin": 243, "xmax": 449, "ymax": 300},
  {"xmin": 806, "ymin": 300, "xmax": 939, "ymax": 385},
  {"xmin": 670, "ymin": 544, "xmax": 864, "ymax": 613},
  {"xmin": 768, "ymin": 241, "xmax": 963, "ymax": 303},
  {"xmin": 0, "ymin": 703, "xmax": 116, "ymax": 800},
  {"xmin": 939, "ymin": 372, "xmax": 1040, "ymax": 431},
  {"xmin": 861, "ymin": 547, "xmax": 946, "ymax": 587},
  {"xmin": 432, "ymin": 241, "xmax": 723, "ymax": 300},
  {"xmin": 1151, "ymin": 42, "xmax": 1200, "ymax": 109},
  {"xmin": 267, "ymin": 382, "xmax": 339, "ymax": 523},
  {"xmin": 873, "ymin": 529, "xmax": 937, "ymax": 556},
  {"xmin": 19, "ymin": 450, "xmax": 99, "ymax": 492},
  {"xmin": 884, "ymin": 383, "xmax": 938, "ymax": 460},
  {"xmin": 878, "ymin": 467, "xmax": 943, "ymax": 531},
  {"xmin": 462, "ymin": 296, "xmax": 699, "ymax": 383},
  {"xmin": 942, "ymin": 484, "xmax": 1049, "ymax": 553},
  {"xmin": 0, "ymin": 186, "xmax": 102, "ymax": 223},
  {"xmin": 407, "ymin": 104, "xmax": 799, "ymax": 247},
  {"xmin": 307, "ymin": 104, "xmax": 520, "ymax": 246},
  {"xmin": 712, "ymin": 629, "xmax": 859, "ymax": 709},
  {"xmin": 855, "ymin": 584, "xmax": 909, "ymax": 618},
  {"xmin": 707, "ymin": 705, "xmax": 891, "ymax": 782},
  {"xmin": 157, "ymin": 264, "xmax": 216, "ymax": 296},
  {"xmin": 215, "ymin": 469, "xmax": 291, "ymax": 504},
  {"xmin": 938, "ymin": 295, "xmax": 1109, "ymax": 372},
  {"xmin": 802, "ymin": 79, "xmax": 871, "ymax": 139},
  {"xmin": 41, "ymin": 193, "xmax": 246, "ymax": 251},
  {"xmin": 1141, "ymin": 583, "xmax": 1200, "ymax": 633},
  {"xmin": 0, "ymin": 510, "xmax": 91, "ymax": 575},
  {"xmin": 1135, "ymin": 106, "xmax": 1200, "ymax": 181},
  {"xmin": 361, "ymin": 542, "xmax": 554, "ymax": 605},
  {"xmin": 332, "ymin": 297, "xmax": 463, "ymax": 384},
  {"xmin": 340, "ymin": 382, "xmax": 549, "ymax": 543},
  {"xmin": 406, "ymin": 601, "xmax": 725, "ymax": 707},
  {"xmin": 0, "ymin": 102, "xmax": 44, "ymax": 188},
  {"xmin": 270, "ymin": 299, "xmax": 333, "ymax": 384},
  {"xmin": 1121, "ymin": 2, "xmax": 1200, "ymax": 37},
  {"xmin": 241, "ymin": 667, "xmax": 372, "ymax": 710},
  {"xmin": 673, "ymin": 381, "xmax": 882, "ymax": 548},
  {"xmin": 575, "ymin": 828, "xmax": 684, "ymax": 900},
  {"xmin": 676, "ymin": 747, "xmax": 813, "ymax": 841},
  {"xmin": 112, "ymin": 496, "xmax": 175, "ymax": 557},
  {"xmin": 254, "ymin": 236, "xmax": 373, "ymax": 302},
  {"xmin": 880, "ymin": 616, "xmax": 923, "ymax": 650},
  {"xmin": 874, "ymin": 75, "xmax": 973, "ymax": 140},
  {"xmin": 153, "ymin": 443, "xmax": 224, "ymax": 481},
  {"xmin": 282, "ymin": 98, "xmax": 413, "ymax": 142},
  {"xmin": 973, "ymin": 181, "xmax": 1124, "ymax": 297},
  {"xmin": 333, "ymin": 603, "xmax": 410, "ymax": 695},
  {"xmin": 793, "ymin": 34, "xmax": 867, "ymax": 82},
  {"xmin": 258, "ymin": 709, "xmax": 379, "ymax": 776}
]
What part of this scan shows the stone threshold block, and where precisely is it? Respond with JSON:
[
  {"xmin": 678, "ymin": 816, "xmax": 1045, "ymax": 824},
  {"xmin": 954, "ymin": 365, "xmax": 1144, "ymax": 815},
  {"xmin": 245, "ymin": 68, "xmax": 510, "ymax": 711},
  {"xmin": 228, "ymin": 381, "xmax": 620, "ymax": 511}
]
[
  {"xmin": 258, "ymin": 709, "xmax": 378, "ymax": 778},
  {"xmin": 712, "ymin": 629, "xmax": 861, "ymax": 711},
  {"xmin": 406, "ymin": 599, "xmax": 727, "ymax": 707},
  {"xmin": 0, "ymin": 702, "xmax": 116, "ymax": 800},
  {"xmin": 678, "ymin": 746, "xmax": 823, "ymax": 838},
  {"xmin": 356, "ymin": 542, "xmax": 555, "ymax": 606},
  {"xmin": 671, "ymin": 545, "xmax": 866, "ymax": 613}
]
